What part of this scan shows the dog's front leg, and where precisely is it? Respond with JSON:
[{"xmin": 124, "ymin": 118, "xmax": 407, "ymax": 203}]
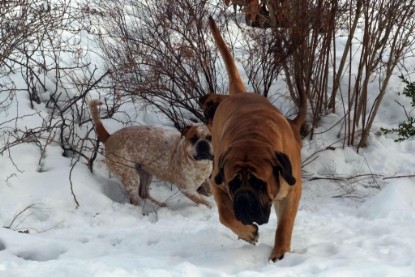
[
  {"xmin": 180, "ymin": 187, "xmax": 212, "ymax": 208},
  {"xmin": 197, "ymin": 179, "xmax": 212, "ymax": 196},
  {"xmin": 270, "ymin": 189, "xmax": 301, "ymax": 261},
  {"xmin": 211, "ymin": 185, "xmax": 259, "ymax": 244}
]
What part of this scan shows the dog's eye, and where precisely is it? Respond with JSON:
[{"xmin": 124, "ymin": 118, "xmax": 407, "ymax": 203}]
[
  {"xmin": 249, "ymin": 175, "xmax": 266, "ymax": 191},
  {"xmin": 190, "ymin": 134, "xmax": 198, "ymax": 144},
  {"xmin": 206, "ymin": 135, "xmax": 212, "ymax": 141},
  {"xmin": 228, "ymin": 176, "xmax": 241, "ymax": 193}
]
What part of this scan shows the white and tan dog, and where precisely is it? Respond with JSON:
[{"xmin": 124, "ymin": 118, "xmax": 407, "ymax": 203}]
[{"xmin": 89, "ymin": 100, "xmax": 213, "ymax": 208}]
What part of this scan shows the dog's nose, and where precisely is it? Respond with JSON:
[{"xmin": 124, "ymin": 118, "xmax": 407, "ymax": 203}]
[
  {"xmin": 233, "ymin": 190, "xmax": 270, "ymax": 225},
  {"xmin": 194, "ymin": 139, "xmax": 213, "ymax": 161},
  {"xmin": 196, "ymin": 140, "xmax": 211, "ymax": 153}
]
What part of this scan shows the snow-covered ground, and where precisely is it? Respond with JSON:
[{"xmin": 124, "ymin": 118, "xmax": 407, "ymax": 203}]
[
  {"xmin": 1, "ymin": 5, "xmax": 415, "ymax": 276},
  {"xmin": 1, "ymin": 87, "xmax": 415, "ymax": 276}
]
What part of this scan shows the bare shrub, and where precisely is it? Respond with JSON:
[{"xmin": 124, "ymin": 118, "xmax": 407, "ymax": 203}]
[
  {"xmin": 90, "ymin": 0, "xmax": 297, "ymax": 130},
  {"xmin": 0, "ymin": 0, "xmax": 115, "ymax": 186},
  {"xmin": 4, "ymin": 204, "xmax": 38, "ymax": 232},
  {"xmin": 233, "ymin": 23, "xmax": 280, "ymax": 98},
  {"xmin": 223, "ymin": 0, "xmax": 415, "ymax": 147},
  {"xmin": 91, "ymin": 0, "xmax": 229, "ymax": 130},
  {"xmin": 338, "ymin": 0, "xmax": 415, "ymax": 148}
]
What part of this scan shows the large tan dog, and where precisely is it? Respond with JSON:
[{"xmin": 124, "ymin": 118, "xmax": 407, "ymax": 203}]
[
  {"xmin": 89, "ymin": 100, "xmax": 213, "ymax": 208},
  {"xmin": 206, "ymin": 16, "xmax": 307, "ymax": 261}
]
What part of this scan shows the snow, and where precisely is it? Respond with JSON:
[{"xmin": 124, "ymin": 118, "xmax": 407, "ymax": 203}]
[
  {"xmin": 1, "ymin": 89, "xmax": 415, "ymax": 276},
  {"xmin": 2, "ymin": 8, "xmax": 415, "ymax": 277},
  {"xmin": 359, "ymin": 180, "xmax": 415, "ymax": 220}
]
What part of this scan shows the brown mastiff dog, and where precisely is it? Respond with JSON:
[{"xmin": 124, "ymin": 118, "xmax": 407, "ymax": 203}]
[{"xmin": 205, "ymin": 16, "xmax": 307, "ymax": 262}]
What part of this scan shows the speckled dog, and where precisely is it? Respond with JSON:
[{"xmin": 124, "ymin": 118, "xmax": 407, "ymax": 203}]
[{"xmin": 89, "ymin": 100, "xmax": 213, "ymax": 208}]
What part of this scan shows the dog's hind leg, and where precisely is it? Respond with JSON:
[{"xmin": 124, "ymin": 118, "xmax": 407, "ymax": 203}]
[
  {"xmin": 105, "ymin": 156, "xmax": 141, "ymax": 205},
  {"xmin": 118, "ymin": 168, "xmax": 141, "ymax": 206},
  {"xmin": 136, "ymin": 164, "xmax": 166, "ymax": 207}
]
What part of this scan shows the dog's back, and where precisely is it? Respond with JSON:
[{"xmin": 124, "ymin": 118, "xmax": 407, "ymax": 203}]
[
  {"xmin": 212, "ymin": 93, "xmax": 299, "ymax": 164},
  {"xmin": 104, "ymin": 126, "xmax": 180, "ymax": 182}
]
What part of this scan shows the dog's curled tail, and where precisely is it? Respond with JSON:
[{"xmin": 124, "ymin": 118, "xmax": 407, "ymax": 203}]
[
  {"xmin": 89, "ymin": 100, "xmax": 110, "ymax": 143},
  {"xmin": 208, "ymin": 16, "xmax": 246, "ymax": 95}
]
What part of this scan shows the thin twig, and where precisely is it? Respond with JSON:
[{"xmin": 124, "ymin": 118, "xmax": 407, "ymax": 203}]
[
  {"xmin": 307, "ymin": 173, "xmax": 382, "ymax": 182},
  {"xmin": 307, "ymin": 173, "xmax": 415, "ymax": 182},
  {"xmin": 69, "ymin": 160, "xmax": 80, "ymax": 209},
  {"xmin": 4, "ymin": 204, "xmax": 37, "ymax": 229},
  {"xmin": 383, "ymin": 174, "xmax": 415, "ymax": 180}
]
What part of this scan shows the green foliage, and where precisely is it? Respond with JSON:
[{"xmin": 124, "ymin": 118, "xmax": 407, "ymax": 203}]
[
  {"xmin": 381, "ymin": 76, "xmax": 415, "ymax": 142},
  {"xmin": 381, "ymin": 118, "xmax": 415, "ymax": 142},
  {"xmin": 401, "ymin": 76, "xmax": 415, "ymax": 107}
]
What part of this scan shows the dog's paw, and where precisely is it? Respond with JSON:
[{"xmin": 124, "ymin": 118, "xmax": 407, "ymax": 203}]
[
  {"xmin": 269, "ymin": 247, "xmax": 288, "ymax": 262},
  {"xmin": 201, "ymin": 200, "xmax": 212, "ymax": 209},
  {"xmin": 195, "ymin": 196, "xmax": 212, "ymax": 209},
  {"xmin": 129, "ymin": 196, "xmax": 141, "ymax": 206},
  {"xmin": 238, "ymin": 224, "xmax": 259, "ymax": 245}
]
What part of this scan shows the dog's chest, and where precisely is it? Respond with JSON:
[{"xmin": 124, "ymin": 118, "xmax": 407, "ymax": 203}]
[{"xmin": 176, "ymin": 160, "xmax": 212, "ymax": 187}]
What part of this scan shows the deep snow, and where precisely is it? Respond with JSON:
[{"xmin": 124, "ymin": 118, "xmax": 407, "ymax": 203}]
[
  {"xmin": 1, "ymin": 90, "xmax": 415, "ymax": 276},
  {"xmin": 1, "ymin": 5, "xmax": 415, "ymax": 276}
]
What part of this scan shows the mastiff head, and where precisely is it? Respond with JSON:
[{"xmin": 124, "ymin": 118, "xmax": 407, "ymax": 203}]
[{"xmin": 213, "ymin": 143, "xmax": 296, "ymax": 225}]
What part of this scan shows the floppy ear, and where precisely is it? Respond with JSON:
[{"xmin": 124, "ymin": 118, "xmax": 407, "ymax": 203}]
[
  {"xmin": 199, "ymin": 94, "xmax": 212, "ymax": 107},
  {"xmin": 214, "ymin": 167, "xmax": 224, "ymax": 185},
  {"xmin": 273, "ymin": 151, "xmax": 296, "ymax": 186},
  {"xmin": 180, "ymin": 125, "xmax": 192, "ymax": 137}
]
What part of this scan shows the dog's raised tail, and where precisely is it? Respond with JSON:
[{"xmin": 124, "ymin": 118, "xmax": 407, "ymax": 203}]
[
  {"xmin": 208, "ymin": 16, "xmax": 246, "ymax": 95},
  {"xmin": 289, "ymin": 80, "xmax": 308, "ymax": 133},
  {"xmin": 89, "ymin": 100, "xmax": 110, "ymax": 143}
]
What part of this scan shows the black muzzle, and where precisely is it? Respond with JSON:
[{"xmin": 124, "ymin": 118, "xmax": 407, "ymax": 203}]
[{"xmin": 233, "ymin": 190, "xmax": 270, "ymax": 225}]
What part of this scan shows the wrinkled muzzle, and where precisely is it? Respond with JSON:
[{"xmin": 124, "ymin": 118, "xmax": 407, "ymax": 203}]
[{"xmin": 233, "ymin": 190, "xmax": 271, "ymax": 225}]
